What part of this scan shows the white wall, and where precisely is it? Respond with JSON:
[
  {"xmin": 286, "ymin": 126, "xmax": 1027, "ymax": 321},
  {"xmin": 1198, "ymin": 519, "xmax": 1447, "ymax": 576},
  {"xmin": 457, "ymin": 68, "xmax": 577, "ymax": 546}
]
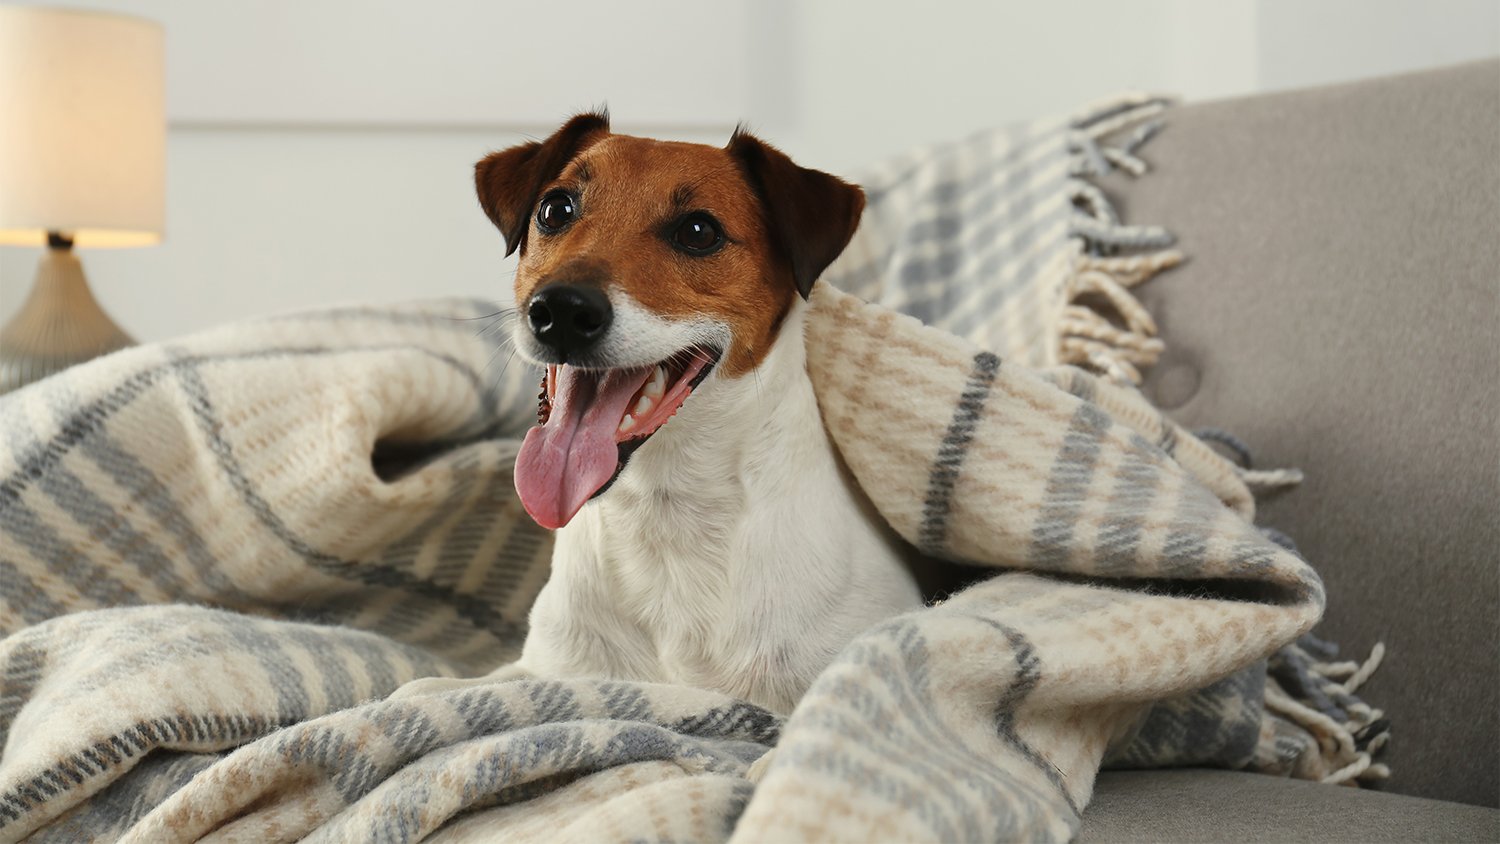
[
  {"xmin": 2, "ymin": 0, "xmax": 1496, "ymax": 342},
  {"xmin": 1257, "ymin": 0, "xmax": 1499, "ymax": 90}
]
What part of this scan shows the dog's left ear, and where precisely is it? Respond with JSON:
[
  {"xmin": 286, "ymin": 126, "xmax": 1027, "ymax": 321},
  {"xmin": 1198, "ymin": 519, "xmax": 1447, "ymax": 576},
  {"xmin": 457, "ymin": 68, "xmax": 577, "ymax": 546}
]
[
  {"xmin": 727, "ymin": 129, "xmax": 865, "ymax": 299},
  {"xmin": 475, "ymin": 111, "xmax": 611, "ymax": 256}
]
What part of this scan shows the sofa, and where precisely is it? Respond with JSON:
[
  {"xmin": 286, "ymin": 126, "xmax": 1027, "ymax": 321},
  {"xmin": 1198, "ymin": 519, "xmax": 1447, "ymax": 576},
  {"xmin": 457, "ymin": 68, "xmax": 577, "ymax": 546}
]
[
  {"xmin": 1078, "ymin": 59, "xmax": 1499, "ymax": 840},
  {"xmin": 0, "ymin": 60, "xmax": 1494, "ymax": 844}
]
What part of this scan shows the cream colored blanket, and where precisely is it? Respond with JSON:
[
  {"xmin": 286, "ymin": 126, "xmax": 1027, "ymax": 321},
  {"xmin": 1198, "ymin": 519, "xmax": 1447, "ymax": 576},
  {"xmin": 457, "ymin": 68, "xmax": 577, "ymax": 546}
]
[{"xmin": 0, "ymin": 96, "xmax": 1386, "ymax": 843}]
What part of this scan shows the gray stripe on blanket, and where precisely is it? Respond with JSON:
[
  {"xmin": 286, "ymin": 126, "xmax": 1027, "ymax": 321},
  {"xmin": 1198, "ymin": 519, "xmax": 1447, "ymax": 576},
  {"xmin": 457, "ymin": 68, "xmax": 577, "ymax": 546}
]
[
  {"xmin": 165, "ymin": 348, "xmax": 525, "ymax": 639},
  {"xmin": 982, "ymin": 617, "xmax": 1082, "ymax": 818},
  {"xmin": 430, "ymin": 462, "xmax": 515, "ymax": 585},
  {"xmin": 0, "ymin": 711, "xmax": 278, "ymax": 824},
  {"xmin": 52, "ymin": 381, "xmax": 252, "ymax": 604},
  {"xmin": 779, "ymin": 623, "xmax": 996, "ymax": 840},
  {"xmin": 0, "ymin": 497, "xmax": 140, "ymax": 610},
  {"xmin": 1029, "ymin": 402, "xmax": 1113, "ymax": 569},
  {"xmin": 1095, "ymin": 434, "xmax": 1167, "ymax": 575},
  {"xmin": 1106, "ymin": 665, "xmax": 1266, "ymax": 771},
  {"xmin": 919, "ymin": 351, "xmax": 1002, "ymax": 554},
  {"xmin": 370, "ymin": 447, "xmax": 485, "ymax": 641},
  {"xmin": 0, "ymin": 560, "xmax": 68, "ymax": 627},
  {"xmin": 25, "ymin": 752, "xmax": 218, "ymax": 843},
  {"xmin": 24, "ymin": 385, "xmax": 214, "ymax": 603},
  {"xmin": 1, "ymin": 345, "xmax": 496, "ymax": 493},
  {"xmin": 0, "ymin": 638, "xmax": 46, "ymax": 731},
  {"xmin": 1156, "ymin": 412, "xmax": 1178, "ymax": 455},
  {"xmin": 893, "ymin": 199, "xmax": 1066, "ymax": 327},
  {"xmin": 930, "ymin": 189, "xmax": 1072, "ymax": 337},
  {"xmin": 1060, "ymin": 369, "xmax": 1096, "ymax": 403}
]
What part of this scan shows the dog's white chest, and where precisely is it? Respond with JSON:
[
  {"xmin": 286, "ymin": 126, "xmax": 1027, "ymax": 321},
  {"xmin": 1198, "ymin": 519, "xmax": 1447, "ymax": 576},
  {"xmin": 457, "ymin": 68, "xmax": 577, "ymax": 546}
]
[
  {"xmin": 530, "ymin": 477, "xmax": 845, "ymax": 713},
  {"xmin": 514, "ymin": 308, "xmax": 922, "ymax": 713}
]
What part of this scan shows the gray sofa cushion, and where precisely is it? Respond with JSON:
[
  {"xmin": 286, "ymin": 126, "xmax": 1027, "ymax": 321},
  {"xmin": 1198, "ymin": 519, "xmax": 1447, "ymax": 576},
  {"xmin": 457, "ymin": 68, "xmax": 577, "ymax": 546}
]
[
  {"xmin": 1081, "ymin": 769, "xmax": 1500, "ymax": 842},
  {"xmin": 1097, "ymin": 60, "xmax": 1499, "ymax": 807}
]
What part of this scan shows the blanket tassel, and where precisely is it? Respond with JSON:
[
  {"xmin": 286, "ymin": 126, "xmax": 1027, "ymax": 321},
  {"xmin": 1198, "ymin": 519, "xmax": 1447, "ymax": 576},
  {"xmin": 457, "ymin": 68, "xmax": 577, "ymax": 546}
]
[
  {"xmin": 1268, "ymin": 639, "xmax": 1392, "ymax": 785},
  {"xmin": 1062, "ymin": 98, "xmax": 1389, "ymax": 787},
  {"xmin": 1057, "ymin": 96, "xmax": 1182, "ymax": 389}
]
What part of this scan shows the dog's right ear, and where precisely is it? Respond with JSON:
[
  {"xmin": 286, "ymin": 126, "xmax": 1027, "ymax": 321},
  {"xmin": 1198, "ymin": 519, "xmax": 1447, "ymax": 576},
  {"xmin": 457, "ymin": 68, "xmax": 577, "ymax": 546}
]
[{"xmin": 475, "ymin": 111, "xmax": 610, "ymax": 256}]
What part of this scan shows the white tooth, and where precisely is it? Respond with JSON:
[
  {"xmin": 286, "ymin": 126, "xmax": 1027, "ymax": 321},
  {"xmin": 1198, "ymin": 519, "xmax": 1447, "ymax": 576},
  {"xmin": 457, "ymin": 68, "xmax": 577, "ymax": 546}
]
[
  {"xmin": 635, "ymin": 395, "xmax": 654, "ymax": 415},
  {"xmin": 646, "ymin": 366, "xmax": 666, "ymax": 397},
  {"xmin": 619, "ymin": 414, "xmax": 635, "ymax": 432}
]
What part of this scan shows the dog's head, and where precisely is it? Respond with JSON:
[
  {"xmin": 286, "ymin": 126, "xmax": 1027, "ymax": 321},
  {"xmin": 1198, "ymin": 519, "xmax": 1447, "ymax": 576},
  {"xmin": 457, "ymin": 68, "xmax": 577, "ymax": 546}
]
[{"xmin": 476, "ymin": 111, "xmax": 864, "ymax": 529}]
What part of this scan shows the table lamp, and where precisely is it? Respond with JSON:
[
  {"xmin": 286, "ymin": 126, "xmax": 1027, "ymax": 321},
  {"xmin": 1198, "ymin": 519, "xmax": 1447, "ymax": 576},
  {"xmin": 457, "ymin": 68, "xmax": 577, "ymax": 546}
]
[{"xmin": 0, "ymin": 5, "xmax": 165, "ymax": 394}]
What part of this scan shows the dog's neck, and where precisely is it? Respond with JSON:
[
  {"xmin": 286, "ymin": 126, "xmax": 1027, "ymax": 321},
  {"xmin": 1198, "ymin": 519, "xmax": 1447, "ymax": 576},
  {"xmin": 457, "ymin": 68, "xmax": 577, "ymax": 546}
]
[
  {"xmin": 555, "ymin": 299, "xmax": 860, "ymax": 605},
  {"xmin": 594, "ymin": 300, "xmax": 823, "ymax": 528}
]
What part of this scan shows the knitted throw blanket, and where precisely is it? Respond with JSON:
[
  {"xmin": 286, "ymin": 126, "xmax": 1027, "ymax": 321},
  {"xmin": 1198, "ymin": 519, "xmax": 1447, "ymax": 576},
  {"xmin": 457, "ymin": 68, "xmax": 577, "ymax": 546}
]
[{"xmin": 0, "ymin": 96, "xmax": 1387, "ymax": 843}]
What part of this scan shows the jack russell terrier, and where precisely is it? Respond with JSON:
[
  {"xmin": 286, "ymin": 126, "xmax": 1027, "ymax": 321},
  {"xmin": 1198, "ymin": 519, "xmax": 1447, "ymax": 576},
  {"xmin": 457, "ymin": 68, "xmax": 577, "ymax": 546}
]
[{"xmin": 397, "ymin": 112, "xmax": 923, "ymax": 716}]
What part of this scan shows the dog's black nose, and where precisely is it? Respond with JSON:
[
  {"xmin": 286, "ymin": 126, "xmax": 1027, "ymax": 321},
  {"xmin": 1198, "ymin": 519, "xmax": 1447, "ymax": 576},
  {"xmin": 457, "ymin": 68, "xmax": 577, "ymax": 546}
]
[{"xmin": 527, "ymin": 285, "xmax": 613, "ymax": 358}]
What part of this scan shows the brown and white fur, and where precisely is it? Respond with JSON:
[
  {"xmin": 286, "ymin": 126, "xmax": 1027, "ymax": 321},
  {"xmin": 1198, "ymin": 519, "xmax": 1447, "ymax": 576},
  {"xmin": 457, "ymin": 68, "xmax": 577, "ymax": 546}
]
[{"xmin": 395, "ymin": 113, "xmax": 922, "ymax": 715}]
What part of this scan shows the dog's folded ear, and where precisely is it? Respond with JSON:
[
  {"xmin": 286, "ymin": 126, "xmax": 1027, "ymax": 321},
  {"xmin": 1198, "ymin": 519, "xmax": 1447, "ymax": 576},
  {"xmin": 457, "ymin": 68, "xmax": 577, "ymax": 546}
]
[
  {"xmin": 727, "ymin": 129, "xmax": 866, "ymax": 299},
  {"xmin": 475, "ymin": 111, "xmax": 611, "ymax": 256}
]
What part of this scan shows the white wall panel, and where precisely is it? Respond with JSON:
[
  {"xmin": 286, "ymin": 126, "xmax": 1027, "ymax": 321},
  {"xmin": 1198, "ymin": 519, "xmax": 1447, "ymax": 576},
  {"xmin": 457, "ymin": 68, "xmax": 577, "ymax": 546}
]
[
  {"xmin": 2, "ymin": 0, "xmax": 1496, "ymax": 342},
  {"xmin": 1257, "ymin": 0, "xmax": 1500, "ymax": 91},
  {"xmin": 17, "ymin": 0, "xmax": 756, "ymax": 128}
]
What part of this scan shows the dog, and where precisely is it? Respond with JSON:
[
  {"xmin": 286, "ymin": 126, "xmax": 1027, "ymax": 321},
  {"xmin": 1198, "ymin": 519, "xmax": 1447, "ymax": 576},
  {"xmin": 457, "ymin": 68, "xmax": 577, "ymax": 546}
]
[{"xmin": 395, "ymin": 112, "xmax": 923, "ymax": 716}]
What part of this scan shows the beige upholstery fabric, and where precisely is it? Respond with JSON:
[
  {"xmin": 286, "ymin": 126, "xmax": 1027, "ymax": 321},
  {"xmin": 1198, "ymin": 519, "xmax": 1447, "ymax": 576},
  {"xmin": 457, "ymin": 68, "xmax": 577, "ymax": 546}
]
[{"xmin": 1081, "ymin": 769, "xmax": 1500, "ymax": 842}]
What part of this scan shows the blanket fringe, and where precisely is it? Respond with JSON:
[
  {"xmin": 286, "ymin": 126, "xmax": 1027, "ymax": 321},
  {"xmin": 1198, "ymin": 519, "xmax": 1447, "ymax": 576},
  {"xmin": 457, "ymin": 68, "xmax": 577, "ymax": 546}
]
[
  {"xmin": 1195, "ymin": 427, "xmax": 1306, "ymax": 495},
  {"xmin": 1268, "ymin": 639, "xmax": 1392, "ymax": 785},
  {"xmin": 1057, "ymin": 95, "xmax": 1182, "ymax": 388},
  {"xmin": 1061, "ymin": 97, "xmax": 1388, "ymax": 787},
  {"xmin": 1057, "ymin": 251, "xmax": 1182, "ymax": 385},
  {"xmin": 1239, "ymin": 467, "xmax": 1305, "ymax": 491},
  {"xmin": 1062, "ymin": 108, "xmax": 1309, "ymax": 488}
]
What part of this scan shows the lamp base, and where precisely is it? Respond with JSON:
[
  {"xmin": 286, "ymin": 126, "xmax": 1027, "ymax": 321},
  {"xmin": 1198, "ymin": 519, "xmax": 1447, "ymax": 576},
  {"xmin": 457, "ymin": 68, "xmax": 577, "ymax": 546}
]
[{"xmin": 0, "ymin": 246, "xmax": 134, "ymax": 395}]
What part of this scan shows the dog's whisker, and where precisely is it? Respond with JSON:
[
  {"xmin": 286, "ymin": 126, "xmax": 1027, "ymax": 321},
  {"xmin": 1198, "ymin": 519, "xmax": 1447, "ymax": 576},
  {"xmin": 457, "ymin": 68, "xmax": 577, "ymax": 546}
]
[
  {"xmin": 478, "ymin": 315, "xmax": 517, "ymax": 333},
  {"xmin": 450, "ymin": 307, "xmax": 517, "ymax": 322},
  {"xmin": 480, "ymin": 338, "xmax": 514, "ymax": 380},
  {"xmin": 474, "ymin": 314, "xmax": 519, "ymax": 340},
  {"xmin": 491, "ymin": 347, "xmax": 520, "ymax": 388}
]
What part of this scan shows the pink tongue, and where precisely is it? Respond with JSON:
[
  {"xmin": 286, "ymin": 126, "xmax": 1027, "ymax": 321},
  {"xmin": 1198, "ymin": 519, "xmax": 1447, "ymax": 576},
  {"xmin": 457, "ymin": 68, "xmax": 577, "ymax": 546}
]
[{"xmin": 514, "ymin": 365, "xmax": 652, "ymax": 529}]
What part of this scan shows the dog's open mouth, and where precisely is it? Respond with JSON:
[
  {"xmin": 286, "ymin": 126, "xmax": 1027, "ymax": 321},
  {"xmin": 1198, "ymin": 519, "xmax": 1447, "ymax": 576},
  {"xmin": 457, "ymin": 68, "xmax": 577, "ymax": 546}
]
[{"xmin": 513, "ymin": 345, "xmax": 720, "ymax": 529}]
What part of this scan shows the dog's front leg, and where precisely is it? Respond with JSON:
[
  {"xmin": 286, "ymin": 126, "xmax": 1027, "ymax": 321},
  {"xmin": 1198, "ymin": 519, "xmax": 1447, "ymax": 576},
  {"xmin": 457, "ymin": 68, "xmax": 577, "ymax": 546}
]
[{"xmin": 387, "ymin": 661, "xmax": 534, "ymax": 700}]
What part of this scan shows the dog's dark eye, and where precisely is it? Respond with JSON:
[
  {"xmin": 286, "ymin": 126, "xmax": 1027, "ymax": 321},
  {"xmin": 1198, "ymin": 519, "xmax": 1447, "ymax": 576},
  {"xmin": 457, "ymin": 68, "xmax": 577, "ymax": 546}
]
[
  {"xmin": 672, "ymin": 214, "xmax": 723, "ymax": 256},
  {"xmin": 536, "ymin": 190, "xmax": 577, "ymax": 233}
]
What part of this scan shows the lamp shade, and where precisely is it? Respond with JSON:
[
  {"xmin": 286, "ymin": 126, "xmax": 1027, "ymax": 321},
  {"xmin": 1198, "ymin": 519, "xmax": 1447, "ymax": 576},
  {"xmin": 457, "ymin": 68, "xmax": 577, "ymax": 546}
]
[{"xmin": 0, "ymin": 5, "xmax": 164, "ymax": 248}]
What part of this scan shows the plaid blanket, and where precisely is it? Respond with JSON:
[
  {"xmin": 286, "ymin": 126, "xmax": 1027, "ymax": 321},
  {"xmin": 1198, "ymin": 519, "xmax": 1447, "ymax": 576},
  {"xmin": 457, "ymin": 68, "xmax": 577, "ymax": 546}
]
[{"xmin": 0, "ymin": 96, "xmax": 1387, "ymax": 843}]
